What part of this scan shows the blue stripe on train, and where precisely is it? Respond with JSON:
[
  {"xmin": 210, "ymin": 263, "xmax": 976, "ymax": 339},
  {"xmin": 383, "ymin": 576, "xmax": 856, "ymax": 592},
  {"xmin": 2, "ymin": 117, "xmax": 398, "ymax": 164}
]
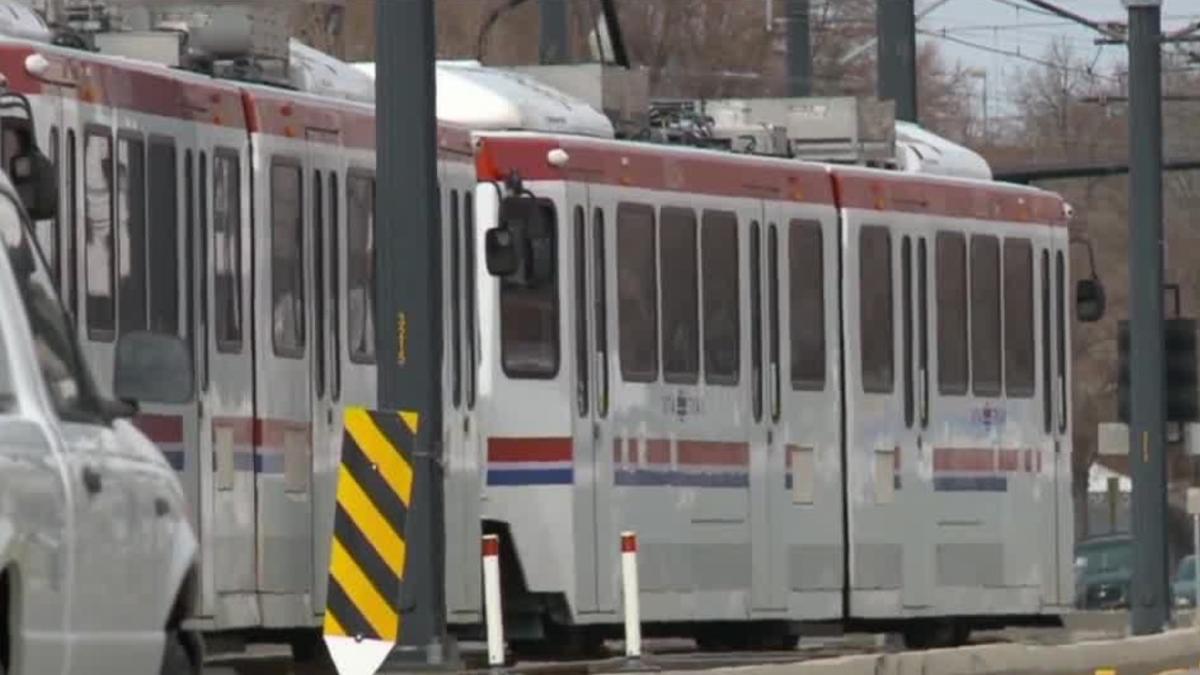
[
  {"xmin": 616, "ymin": 469, "xmax": 749, "ymax": 489},
  {"xmin": 487, "ymin": 468, "xmax": 574, "ymax": 486},
  {"xmin": 933, "ymin": 475, "xmax": 1008, "ymax": 492}
]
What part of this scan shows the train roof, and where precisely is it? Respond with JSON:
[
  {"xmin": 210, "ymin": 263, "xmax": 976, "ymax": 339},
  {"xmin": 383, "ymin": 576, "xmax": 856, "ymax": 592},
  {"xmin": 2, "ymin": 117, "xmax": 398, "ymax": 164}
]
[{"xmin": 474, "ymin": 130, "xmax": 1068, "ymax": 227}]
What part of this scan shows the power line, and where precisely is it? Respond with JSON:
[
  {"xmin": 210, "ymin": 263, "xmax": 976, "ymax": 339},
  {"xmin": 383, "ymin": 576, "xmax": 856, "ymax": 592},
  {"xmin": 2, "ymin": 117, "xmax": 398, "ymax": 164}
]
[{"xmin": 921, "ymin": 29, "xmax": 1122, "ymax": 81}]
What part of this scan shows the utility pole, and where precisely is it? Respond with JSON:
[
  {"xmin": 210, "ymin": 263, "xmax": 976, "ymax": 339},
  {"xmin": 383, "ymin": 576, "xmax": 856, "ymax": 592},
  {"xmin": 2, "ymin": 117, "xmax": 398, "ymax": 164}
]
[
  {"xmin": 786, "ymin": 0, "xmax": 812, "ymax": 96},
  {"xmin": 877, "ymin": 0, "xmax": 918, "ymax": 123},
  {"xmin": 1125, "ymin": 0, "xmax": 1170, "ymax": 636},
  {"xmin": 539, "ymin": 0, "xmax": 569, "ymax": 64},
  {"xmin": 375, "ymin": 0, "xmax": 452, "ymax": 665}
]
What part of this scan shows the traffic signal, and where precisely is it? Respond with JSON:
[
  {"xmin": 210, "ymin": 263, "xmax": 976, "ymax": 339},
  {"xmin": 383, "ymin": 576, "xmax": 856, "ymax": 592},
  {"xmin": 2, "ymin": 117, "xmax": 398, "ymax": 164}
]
[{"xmin": 1116, "ymin": 318, "xmax": 1199, "ymax": 423}]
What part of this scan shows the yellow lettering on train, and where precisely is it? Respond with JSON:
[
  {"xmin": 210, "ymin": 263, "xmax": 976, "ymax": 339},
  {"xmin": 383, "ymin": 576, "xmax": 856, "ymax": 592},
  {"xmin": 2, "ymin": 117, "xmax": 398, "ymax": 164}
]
[{"xmin": 397, "ymin": 312, "xmax": 408, "ymax": 366}]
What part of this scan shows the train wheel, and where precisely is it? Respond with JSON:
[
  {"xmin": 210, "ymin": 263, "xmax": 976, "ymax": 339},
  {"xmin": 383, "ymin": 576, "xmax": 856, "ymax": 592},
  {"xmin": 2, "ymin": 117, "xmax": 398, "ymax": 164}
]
[{"xmin": 901, "ymin": 620, "xmax": 964, "ymax": 650}]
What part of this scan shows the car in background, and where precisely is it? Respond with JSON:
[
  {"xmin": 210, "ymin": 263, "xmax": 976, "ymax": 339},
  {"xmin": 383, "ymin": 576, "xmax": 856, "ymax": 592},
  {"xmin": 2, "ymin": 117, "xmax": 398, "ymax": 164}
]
[
  {"xmin": 1174, "ymin": 555, "xmax": 1198, "ymax": 609},
  {"xmin": 1075, "ymin": 534, "xmax": 1133, "ymax": 610}
]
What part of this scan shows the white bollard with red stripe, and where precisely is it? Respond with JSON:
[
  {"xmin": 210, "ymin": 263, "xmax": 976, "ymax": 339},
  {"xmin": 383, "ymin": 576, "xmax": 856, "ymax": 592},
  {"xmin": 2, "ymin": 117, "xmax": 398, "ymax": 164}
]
[
  {"xmin": 482, "ymin": 534, "xmax": 505, "ymax": 667},
  {"xmin": 621, "ymin": 531, "xmax": 643, "ymax": 659}
]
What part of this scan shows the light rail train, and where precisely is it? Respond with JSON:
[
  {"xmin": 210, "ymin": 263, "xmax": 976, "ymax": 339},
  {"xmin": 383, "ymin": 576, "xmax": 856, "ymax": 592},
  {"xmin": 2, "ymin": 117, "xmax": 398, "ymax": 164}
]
[{"xmin": 0, "ymin": 15, "xmax": 1100, "ymax": 656}]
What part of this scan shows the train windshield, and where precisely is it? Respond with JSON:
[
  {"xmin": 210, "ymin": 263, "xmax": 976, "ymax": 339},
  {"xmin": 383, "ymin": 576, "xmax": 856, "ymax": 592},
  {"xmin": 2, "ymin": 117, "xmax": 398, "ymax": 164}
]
[
  {"xmin": 0, "ymin": 193, "xmax": 98, "ymax": 420},
  {"xmin": 498, "ymin": 196, "xmax": 559, "ymax": 379}
]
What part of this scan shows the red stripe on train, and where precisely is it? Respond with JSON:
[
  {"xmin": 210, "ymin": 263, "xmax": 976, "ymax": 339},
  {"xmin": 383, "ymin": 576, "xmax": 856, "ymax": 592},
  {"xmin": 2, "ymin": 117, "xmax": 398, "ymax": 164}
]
[
  {"xmin": 488, "ymin": 437, "xmax": 573, "ymax": 463},
  {"xmin": 933, "ymin": 448, "xmax": 995, "ymax": 473},
  {"xmin": 134, "ymin": 414, "xmax": 184, "ymax": 444},
  {"xmin": 677, "ymin": 441, "xmax": 749, "ymax": 467}
]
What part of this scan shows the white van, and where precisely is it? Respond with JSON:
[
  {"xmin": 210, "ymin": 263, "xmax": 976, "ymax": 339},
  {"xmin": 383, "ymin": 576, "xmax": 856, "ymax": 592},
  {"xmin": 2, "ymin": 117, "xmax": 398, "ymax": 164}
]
[{"xmin": 0, "ymin": 104, "xmax": 199, "ymax": 674}]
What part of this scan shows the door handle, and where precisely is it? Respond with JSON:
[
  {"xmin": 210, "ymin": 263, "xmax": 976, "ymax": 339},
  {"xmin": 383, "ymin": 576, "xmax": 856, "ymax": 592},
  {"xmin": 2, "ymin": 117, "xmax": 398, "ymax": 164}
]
[{"xmin": 81, "ymin": 466, "xmax": 102, "ymax": 496}]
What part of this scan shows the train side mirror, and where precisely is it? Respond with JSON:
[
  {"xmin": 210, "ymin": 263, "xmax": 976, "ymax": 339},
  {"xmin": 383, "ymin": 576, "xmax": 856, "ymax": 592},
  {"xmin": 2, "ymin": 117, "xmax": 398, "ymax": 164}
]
[
  {"xmin": 485, "ymin": 226, "xmax": 521, "ymax": 277},
  {"xmin": 11, "ymin": 147, "xmax": 57, "ymax": 221},
  {"xmin": 1077, "ymin": 278, "xmax": 1106, "ymax": 323}
]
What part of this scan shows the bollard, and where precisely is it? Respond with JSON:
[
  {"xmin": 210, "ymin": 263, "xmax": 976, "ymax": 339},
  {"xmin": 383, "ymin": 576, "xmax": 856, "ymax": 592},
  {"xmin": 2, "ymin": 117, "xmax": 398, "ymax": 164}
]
[
  {"xmin": 621, "ymin": 531, "xmax": 642, "ymax": 659},
  {"xmin": 483, "ymin": 534, "xmax": 505, "ymax": 668}
]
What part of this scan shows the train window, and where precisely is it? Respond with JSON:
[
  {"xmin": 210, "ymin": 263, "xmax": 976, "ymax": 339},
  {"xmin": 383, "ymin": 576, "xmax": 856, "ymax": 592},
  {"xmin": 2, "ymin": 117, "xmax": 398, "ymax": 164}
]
[
  {"xmin": 450, "ymin": 191, "xmax": 462, "ymax": 407},
  {"xmin": 789, "ymin": 220, "xmax": 824, "ymax": 390},
  {"xmin": 47, "ymin": 126, "xmax": 59, "ymax": 281},
  {"xmin": 617, "ymin": 202, "xmax": 658, "ymax": 382},
  {"xmin": 902, "ymin": 236, "xmax": 914, "ymax": 427},
  {"xmin": 500, "ymin": 197, "xmax": 559, "ymax": 378},
  {"xmin": 574, "ymin": 206, "xmax": 589, "ymax": 416},
  {"xmin": 768, "ymin": 224, "xmax": 780, "ymax": 422},
  {"xmin": 593, "ymin": 207, "xmax": 609, "ymax": 416},
  {"xmin": 1004, "ymin": 239, "xmax": 1035, "ymax": 397},
  {"xmin": 660, "ymin": 206, "xmax": 699, "ymax": 384},
  {"xmin": 1056, "ymin": 251, "xmax": 1067, "ymax": 432},
  {"xmin": 702, "ymin": 210, "xmax": 739, "ymax": 385},
  {"xmin": 859, "ymin": 226, "xmax": 893, "ymax": 394},
  {"xmin": 750, "ymin": 222, "xmax": 763, "ymax": 421},
  {"xmin": 66, "ymin": 129, "xmax": 77, "ymax": 320},
  {"xmin": 314, "ymin": 171, "xmax": 326, "ymax": 398},
  {"xmin": 198, "ymin": 151, "xmax": 210, "ymax": 390},
  {"xmin": 148, "ymin": 140, "xmax": 178, "ymax": 335},
  {"xmin": 936, "ymin": 232, "xmax": 968, "ymax": 394},
  {"xmin": 117, "ymin": 135, "xmax": 147, "ymax": 335},
  {"xmin": 213, "ymin": 150, "xmax": 242, "ymax": 352},
  {"xmin": 465, "ymin": 192, "xmax": 476, "ymax": 409},
  {"xmin": 917, "ymin": 239, "xmax": 929, "ymax": 425},
  {"xmin": 330, "ymin": 172, "xmax": 342, "ymax": 399},
  {"xmin": 970, "ymin": 235, "xmax": 1001, "ymax": 396},
  {"xmin": 83, "ymin": 129, "xmax": 113, "ymax": 338},
  {"xmin": 347, "ymin": 172, "xmax": 376, "ymax": 363},
  {"xmin": 184, "ymin": 151, "xmax": 196, "ymax": 366},
  {"xmin": 271, "ymin": 161, "xmax": 305, "ymax": 357},
  {"xmin": 1042, "ymin": 250, "xmax": 1052, "ymax": 432}
]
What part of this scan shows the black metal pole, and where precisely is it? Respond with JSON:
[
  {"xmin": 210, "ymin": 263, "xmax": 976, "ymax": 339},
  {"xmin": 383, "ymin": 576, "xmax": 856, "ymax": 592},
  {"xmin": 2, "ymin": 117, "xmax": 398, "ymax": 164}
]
[
  {"xmin": 876, "ymin": 0, "xmax": 918, "ymax": 123},
  {"xmin": 375, "ymin": 0, "xmax": 451, "ymax": 663},
  {"xmin": 1126, "ymin": 0, "xmax": 1170, "ymax": 636},
  {"xmin": 539, "ymin": 0, "xmax": 569, "ymax": 64},
  {"xmin": 786, "ymin": 0, "xmax": 812, "ymax": 97}
]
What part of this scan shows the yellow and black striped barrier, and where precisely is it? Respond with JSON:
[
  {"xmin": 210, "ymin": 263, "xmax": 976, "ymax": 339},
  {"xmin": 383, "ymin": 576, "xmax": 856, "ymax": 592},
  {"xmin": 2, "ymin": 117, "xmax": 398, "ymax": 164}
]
[{"xmin": 323, "ymin": 407, "xmax": 419, "ymax": 674}]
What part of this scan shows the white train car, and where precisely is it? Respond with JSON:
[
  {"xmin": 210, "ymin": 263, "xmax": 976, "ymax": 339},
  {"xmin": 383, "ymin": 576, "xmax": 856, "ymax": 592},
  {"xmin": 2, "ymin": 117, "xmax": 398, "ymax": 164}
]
[{"xmin": 0, "ymin": 23, "xmax": 1094, "ymax": 656}]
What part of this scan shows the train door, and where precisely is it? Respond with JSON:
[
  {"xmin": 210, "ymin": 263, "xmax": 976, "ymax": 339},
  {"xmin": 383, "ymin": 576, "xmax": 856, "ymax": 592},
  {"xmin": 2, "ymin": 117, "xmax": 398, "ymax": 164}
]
[
  {"xmin": 204, "ymin": 144, "xmax": 258, "ymax": 624},
  {"xmin": 309, "ymin": 150, "xmax": 340, "ymax": 613},
  {"xmin": 749, "ymin": 210, "xmax": 786, "ymax": 614},
  {"xmin": 1049, "ymin": 238, "xmax": 1071, "ymax": 605},
  {"xmin": 254, "ymin": 147, "xmax": 314, "ymax": 620},
  {"xmin": 444, "ymin": 173, "xmax": 484, "ymax": 623},
  {"xmin": 567, "ymin": 183, "xmax": 608, "ymax": 614}
]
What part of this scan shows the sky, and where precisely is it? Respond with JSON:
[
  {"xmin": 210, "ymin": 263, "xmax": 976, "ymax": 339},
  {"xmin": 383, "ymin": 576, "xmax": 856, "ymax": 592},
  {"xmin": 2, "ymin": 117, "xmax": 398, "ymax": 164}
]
[{"xmin": 916, "ymin": 0, "xmax": 1200, "ymax": 112}]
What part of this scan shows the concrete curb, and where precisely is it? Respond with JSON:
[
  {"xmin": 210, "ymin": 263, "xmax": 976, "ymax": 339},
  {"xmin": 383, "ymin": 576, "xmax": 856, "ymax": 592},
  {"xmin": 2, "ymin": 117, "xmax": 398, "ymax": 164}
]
[{"xmin": 659, "ymin": 629, "xmax": 1200, "ymax": 675}]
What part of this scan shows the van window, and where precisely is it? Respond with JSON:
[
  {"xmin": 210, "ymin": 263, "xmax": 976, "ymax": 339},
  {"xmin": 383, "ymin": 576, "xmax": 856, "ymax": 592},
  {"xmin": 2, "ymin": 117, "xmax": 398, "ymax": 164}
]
[
  {"xmin": 84, "ymin": 128, "xmax": 114, "ymax": 338},
  {"xmin": 0, "ymin": 196, "xmax": 96, "ymax": 420},
  {"xmin": 347, "ymin": 172, "xmax": 375, "ymax": 363},
  {"xmin": 702, "ymin": 210, "xmax": 740, "ymax": 384},
  {"xmin": 660, "ymin": 207, "xmax": 699, "ymax": 384},
  {"xmin": 859, "ymin": 226, "xmax": 893, "ymax": 393},
  {"xmin": 617, "ymin": 202, "xmax": 657, "ymax": 382}
]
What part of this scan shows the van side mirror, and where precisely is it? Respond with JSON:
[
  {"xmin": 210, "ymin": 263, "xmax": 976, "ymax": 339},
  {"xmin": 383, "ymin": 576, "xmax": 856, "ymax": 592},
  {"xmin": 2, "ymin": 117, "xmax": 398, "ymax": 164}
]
[
  {"xmin": 114, "ymin": 331, "xmax": 194, "ymax": 405},
  {"xmin": 1077, "ymin": 278, "xmax": 1106, "ymax": 323},
  {"xmin": 11, "ymin": 147, "xmax": 56, "ymax": 221}
]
